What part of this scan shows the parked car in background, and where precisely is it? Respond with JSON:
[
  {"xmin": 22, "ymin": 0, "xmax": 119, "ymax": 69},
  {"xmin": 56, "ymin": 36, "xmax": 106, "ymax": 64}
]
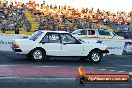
[
  {"xmin": 114, "ymin": 31, "xmax": 132, "ymax": 39},
  {"xmin": 71, "ymin": 28, "xmax": 124, "ymax": 39},
  {"xmin": 12, "ymin": 30, "xmax": 109, "ymax": 63}
]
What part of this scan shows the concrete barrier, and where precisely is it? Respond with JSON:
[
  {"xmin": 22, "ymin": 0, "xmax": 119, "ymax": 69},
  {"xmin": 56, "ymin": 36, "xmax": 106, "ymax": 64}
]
[
  {"xmin": 100, "ymin": 40, "xmax": 132, "ymax": 55},
  {"xmin": 0, "ymin": 34, "xmax": 29, "ymax": 51}
]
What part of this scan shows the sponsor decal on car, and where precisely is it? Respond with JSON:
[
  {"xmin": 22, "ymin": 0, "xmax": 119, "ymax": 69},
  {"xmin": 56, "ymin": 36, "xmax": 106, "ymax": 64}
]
[
  {"xmin": 108, "ymin": 46, "xmax": 123, "ymax": 50},
  {"xmin": 0, "ymin": 40, "xmax": 13, "ymax": 45}
]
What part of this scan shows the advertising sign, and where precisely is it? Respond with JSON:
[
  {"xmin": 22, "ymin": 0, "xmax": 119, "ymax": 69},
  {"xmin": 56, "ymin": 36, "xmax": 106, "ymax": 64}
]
[
  {"xmin": 122, "ymin": 42, "xmax": 132, "ymax": 55},
  {"xmin": 101, "ymin": 40, "xmax": 125, "ymax": 55},
  {"xmin": 95, "ymin": 39, "xmax": 132, "ymax": 55}
]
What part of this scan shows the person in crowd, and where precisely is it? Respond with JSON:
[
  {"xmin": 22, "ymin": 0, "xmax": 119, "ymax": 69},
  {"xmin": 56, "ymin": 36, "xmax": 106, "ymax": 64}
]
[
  {"xmin": 14, "ymin": 24, "xmax": 19, "ymax": 34},
  {"xmin": 1, "ymin": 24, "xmax": 5, "ymax": 33},
  {"xmin": 27, "ymin": 1, "xmax": 131, "ymax": 32}
]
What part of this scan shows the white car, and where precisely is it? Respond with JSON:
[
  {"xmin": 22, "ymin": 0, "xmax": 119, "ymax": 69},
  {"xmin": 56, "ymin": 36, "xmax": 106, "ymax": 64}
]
[
  {"xmin": 72, "ymin": 28, "xmax": 124, "ymax": 39},
  {"xmin": 12, "ymin": 30, "xmax": 109, "ymax": 63}
]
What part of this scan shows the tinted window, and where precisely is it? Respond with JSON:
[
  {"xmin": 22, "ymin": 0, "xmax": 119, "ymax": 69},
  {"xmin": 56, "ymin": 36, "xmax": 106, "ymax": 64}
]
[
  {"xmin": 78, "ymin": 30, "xmax": 87, "ymax": 35},
  {"xmin": 29, "ymin": 31, "xmax": 43, "ymax": 41},
  {"xmin": 88, "ymin": 30, "xmax": 95, "ymax": 35},
  {"xmin": 41, "ymin": 33, "xmax": 60, "ymax": 43},
  {"xmin": 98, "ymin": 30, "xmax": 110, "ymax": 36},
  {"xmin": 60, "ymin": 34, "xmax": 78, "ymax": 44}
]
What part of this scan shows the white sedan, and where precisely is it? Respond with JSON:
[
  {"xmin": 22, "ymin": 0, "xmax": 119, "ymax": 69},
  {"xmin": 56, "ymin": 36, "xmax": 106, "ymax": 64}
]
[
  {"xmin": 72, "ymin": 28, "xmax": 124, "ymax": 39},
  {"xmin": 12, "ymin": 31, "xmax": 109, "ymax": 63}
]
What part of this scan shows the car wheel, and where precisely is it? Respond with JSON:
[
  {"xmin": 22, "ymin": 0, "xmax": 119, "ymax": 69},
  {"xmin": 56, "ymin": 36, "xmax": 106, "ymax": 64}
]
[
  {"xmin": 30, "ymin": 48, "xmax": 46, "ymax": 62},
  {"xmin": 88, "ymin": 49, "xmax": 103, "ymax": 63}
]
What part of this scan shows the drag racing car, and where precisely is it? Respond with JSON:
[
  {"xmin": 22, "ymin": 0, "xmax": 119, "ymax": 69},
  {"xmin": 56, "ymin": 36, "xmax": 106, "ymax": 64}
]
[{"xmin": 12, "ymin": 30, "xmax": 109, "ymax": 63}]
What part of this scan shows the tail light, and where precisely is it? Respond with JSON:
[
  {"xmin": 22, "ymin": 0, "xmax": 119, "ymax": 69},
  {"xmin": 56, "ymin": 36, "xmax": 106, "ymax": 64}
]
[{"xmin": 12, "ymin": 44, "xmax": 20, "ymax": 49}]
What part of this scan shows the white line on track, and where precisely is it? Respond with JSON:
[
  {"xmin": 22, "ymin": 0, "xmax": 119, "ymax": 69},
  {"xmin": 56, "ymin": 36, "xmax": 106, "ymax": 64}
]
[
  {"xmin": 99, "ymin": 69, "xmax": 107, "ymax": 70},
  {"xmin": 109, "ymin": 70, "xmax": 115, "ymax": 71},
  {"xmin": 0, "ymin": 77, "xmax": 76, "ymax": 82},
  {"xmin": 118, "ymin": 71, "xmax": 126, "ymax": 72}
]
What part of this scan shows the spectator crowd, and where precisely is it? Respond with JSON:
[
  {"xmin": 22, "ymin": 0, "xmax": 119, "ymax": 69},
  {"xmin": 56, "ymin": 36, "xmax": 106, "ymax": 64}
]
[
  {"xmin": 26, "ymin": 0, "xmax": 131, "ymax": 32},
  {"xmin": 0, "ymin": 2, "xmax": 31, "ymax": 33}
]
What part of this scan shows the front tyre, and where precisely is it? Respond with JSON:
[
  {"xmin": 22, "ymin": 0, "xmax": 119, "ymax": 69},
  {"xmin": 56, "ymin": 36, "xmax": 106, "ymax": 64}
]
[
  {"xmin": 30, "ymin": 48, "xmax": 46, "ymax": 62},
  {"xmin": 89, "ymin": 50, "xmax": 103, "ymax": 63}
]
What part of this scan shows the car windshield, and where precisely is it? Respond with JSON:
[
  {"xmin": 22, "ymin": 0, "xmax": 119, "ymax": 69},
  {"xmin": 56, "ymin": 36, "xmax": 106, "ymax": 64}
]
[{"xmin": 29, "ymin": 31, "xmax": 43, "ymax": 41}]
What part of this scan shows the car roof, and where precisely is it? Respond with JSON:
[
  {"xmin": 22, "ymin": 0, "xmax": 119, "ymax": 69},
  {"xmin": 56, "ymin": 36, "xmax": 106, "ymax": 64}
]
[
  {"xmin": 77, "ymin": 28, "xmax": 93, "ymax": 30},
  {"xmin": 76, "ymin": 28, "xmax": 101, "ymax": 31},
  {"xmin": 39, "ymin": 30, "xmax": 69, "ymax": 33},
  {"xmin": 77, "ymin": 28, "xmax": 108, "ymax": 31}
]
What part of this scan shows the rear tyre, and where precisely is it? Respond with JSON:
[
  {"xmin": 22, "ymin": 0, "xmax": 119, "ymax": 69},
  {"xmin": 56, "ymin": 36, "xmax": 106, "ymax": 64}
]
[
  {"xmin": 88, "ymin": 49, "xmax": 103, "ymax": 63},
  {"xmin": 30, "ymin": 48, "xmax": 46, "ymax": 62}
]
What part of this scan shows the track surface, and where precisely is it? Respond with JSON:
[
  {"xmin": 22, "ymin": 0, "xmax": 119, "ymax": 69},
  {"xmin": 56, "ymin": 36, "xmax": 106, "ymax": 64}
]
[{"xmin": 0, "ymin": 51, "xmax": 132, "ymax": 88}]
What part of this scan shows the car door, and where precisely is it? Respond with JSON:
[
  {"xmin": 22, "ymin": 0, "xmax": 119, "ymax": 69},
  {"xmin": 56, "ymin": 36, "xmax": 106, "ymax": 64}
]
[
  {"xmin": 60, "ymin": 33, "xmax": 84, "ymax": 56},
  {"xmin": 40, "ymin": 32, "xmax": 61, "ymax": 56}
]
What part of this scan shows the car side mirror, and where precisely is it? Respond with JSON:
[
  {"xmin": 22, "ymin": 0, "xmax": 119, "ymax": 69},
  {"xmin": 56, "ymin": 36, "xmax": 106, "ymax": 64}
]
[
  {"xmin": 76, "ymin": 40, "xmax": 82, "ymax": 44},
  {"xmin": 40, "ymin": 41, "xmax": 45, "ymax": 44}
]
